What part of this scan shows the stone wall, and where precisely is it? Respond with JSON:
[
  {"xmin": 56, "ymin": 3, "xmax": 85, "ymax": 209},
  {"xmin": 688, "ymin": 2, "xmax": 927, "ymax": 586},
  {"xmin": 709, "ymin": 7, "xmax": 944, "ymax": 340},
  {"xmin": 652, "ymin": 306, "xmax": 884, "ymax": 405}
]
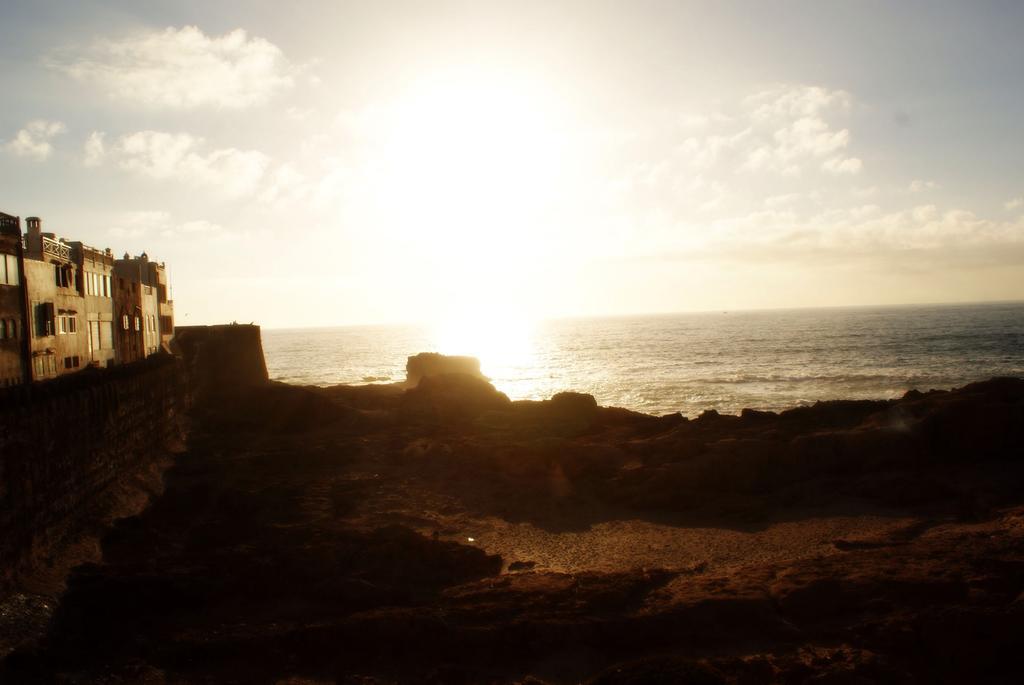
[
  {"xmin": 173, "ymin": 324, "xmax": 268, "ymax": 402},
  {"xmin": 0, "ymin": 354, "xmax": 188, "ymax": 591}
]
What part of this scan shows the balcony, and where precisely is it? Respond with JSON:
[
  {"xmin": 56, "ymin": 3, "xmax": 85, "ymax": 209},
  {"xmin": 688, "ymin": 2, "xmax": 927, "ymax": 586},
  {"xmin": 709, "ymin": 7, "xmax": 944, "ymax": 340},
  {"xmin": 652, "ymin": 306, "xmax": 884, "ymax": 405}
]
[{"xmin": 42, "ymin": 236, "xmax": 71, "ymax": 261}]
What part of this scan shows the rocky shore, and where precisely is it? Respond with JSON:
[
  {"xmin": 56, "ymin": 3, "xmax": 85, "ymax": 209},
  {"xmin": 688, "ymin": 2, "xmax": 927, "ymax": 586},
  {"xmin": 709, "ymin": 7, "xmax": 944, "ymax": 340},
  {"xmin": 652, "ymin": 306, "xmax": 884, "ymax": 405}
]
[{"xmin": 3, "ymin": 355, "xmax": 1024, "ymax": 683}]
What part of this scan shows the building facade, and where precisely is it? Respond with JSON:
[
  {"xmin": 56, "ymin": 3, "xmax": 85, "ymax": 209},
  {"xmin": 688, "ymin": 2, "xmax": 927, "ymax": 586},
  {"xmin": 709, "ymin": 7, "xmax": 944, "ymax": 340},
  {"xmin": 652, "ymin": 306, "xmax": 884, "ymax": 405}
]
[
  {"xmin": 70, "ymin": 241, "xmax": 116, "ymax": 367},
  {"xmin": 0, "ymin": 213, "xmax": 29, "ymax": 386},
  {"xmin": 24, "ymin": 217, "xmax": 92, "ymax": 379},
  {"xmin": 0, "ymin": 211, "xmax": 174, "ymax": 384},
  {"xmin": 113, "ymin": 253, "xmax": 173, "ymax": 362}
]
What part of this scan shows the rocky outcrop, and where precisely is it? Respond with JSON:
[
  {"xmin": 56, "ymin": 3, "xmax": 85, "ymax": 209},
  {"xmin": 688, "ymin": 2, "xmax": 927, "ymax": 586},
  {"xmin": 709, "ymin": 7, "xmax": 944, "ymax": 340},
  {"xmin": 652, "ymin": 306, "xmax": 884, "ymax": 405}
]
[
  {"xmin": 400, "ymin": 372, "xmax": 512, "ymax": 423},
  {"xmin": 404, "ymin": 352, "xmax": 484, "ymax": 387},
  {"xmin": 4, "ymin": 354, "xmax": 1023, "ymax": 684}
]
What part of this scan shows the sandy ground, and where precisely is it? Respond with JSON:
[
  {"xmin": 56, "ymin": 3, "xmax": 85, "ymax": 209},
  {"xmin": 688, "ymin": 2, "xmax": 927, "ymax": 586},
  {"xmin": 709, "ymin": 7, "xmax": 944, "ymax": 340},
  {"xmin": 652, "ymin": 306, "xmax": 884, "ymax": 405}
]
[{"xmin": 337, "ymin": 465, "xmax": 920, "ymax": 574}]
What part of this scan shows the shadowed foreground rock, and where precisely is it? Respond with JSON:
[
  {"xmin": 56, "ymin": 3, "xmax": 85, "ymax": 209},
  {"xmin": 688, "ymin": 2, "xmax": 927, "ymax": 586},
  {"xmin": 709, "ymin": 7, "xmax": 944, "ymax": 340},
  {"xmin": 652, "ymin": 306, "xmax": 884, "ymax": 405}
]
[{"xmin": 3, "ymin": 371, "xmax": 1024, "ymax": 683}]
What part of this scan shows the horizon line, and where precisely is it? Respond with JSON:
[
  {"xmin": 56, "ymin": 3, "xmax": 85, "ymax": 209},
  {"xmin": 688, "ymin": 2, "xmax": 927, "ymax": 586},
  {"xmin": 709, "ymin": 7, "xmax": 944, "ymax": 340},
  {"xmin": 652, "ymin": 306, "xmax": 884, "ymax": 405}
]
[{"xmin": 252, "ymin": 297, "xmax": 1024, "ymax": 332}]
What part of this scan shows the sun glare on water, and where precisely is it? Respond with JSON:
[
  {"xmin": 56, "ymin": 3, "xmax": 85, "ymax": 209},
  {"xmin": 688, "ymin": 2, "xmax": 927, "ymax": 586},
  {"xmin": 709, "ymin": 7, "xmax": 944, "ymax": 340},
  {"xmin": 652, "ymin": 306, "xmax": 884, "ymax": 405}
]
[{"xmin": 431, "ymin": 311, "xmax": 538, "ymax": 381}]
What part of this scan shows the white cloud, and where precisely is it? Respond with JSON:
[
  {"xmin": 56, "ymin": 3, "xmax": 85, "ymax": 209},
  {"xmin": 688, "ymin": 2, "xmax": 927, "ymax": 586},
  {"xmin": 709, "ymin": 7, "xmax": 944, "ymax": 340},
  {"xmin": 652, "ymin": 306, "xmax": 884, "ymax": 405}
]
[
  {"xmin": 109, "ymin": 211, "xmax": 224, "ymax": 239},
  {"xmin": 51, "ymin": 26, "xmax": 300, "ymax": 109},
  {"xmin": 719, "ymin": 203, "xmax": 1024, "ymax": 258},
  {"xmin": 109, "ymin": 210, "xmax": 172, "ymax": 238},
  {"xmin": 174, "ymin": 219, "xmax": 222, "ymax": 234},
  {"xmin": 4, "ymin": 120, "xmax": 66, "ymax": 160},
  {"xmin": 822, "ymin": 156, "xmax": 863, "ymax": 174},
  {"xmin": 746, "ymin": 85, "xmax": 852, "ymax": 120},
  {"xmin": 260, "ymin": 163, "xmax": 311, "ymax": 207},
  {"xmin": 678, "ymin": 128, "xmax": 751, "ymax": 169},
  {"xmin": 741, "ymin": 86, "xmax": 861, "ymax": 175},
  {"xmin": 285, "ymin": 106, "xmax": 314, "ymax": 122},
  {"xmin": 110, "ymin": 131, "xmax": 270, "ymax": 196},
  {"xmin": 1005, "ymin": 197, "xmax": 1023, "ymax": 211},
  {"xmin": 83, "ymin": 131, "xmax": 106, "ymax": 166},
  {"xmin": 610, "ymin": 84, "xmax": 866, "ymax": 223},
  {"xmin": 908, "ymin": 179, "xmax": 938, "ymax": 193},
  {"xmin": 764, "ymin": 193, "xmax": 803, "ymax": 208}
]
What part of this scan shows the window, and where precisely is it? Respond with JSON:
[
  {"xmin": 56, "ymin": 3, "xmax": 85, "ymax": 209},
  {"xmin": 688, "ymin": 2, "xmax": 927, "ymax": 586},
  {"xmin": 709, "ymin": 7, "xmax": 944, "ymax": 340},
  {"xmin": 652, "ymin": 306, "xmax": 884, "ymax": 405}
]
[
  {"xmin": 54, "ymin": 264, "xmax": 72, "ymax": 288},
  {"xmin": 5, "ymin": 319, "xmax": 16, "ymax": 340},
  {"xmin": 56, "ymin": 313, "xmax": 77, "ymax": 334},
  {"xmin": 0, "ymin": 254, "xmax": 19, "ymax": 286},
  {"xmin": 35, "ymin": 302, "xmax": 55, "ymax": 336},
  {"xmin": 134, "ymin": 316, "xmax": 141, "ymax": 331},
  {"xmin": 103, "ymin": 275, "xmax": 111, "ymax": 297},
  {"xmin": 122, "ymin": 314, "xmax": 130, "ymax": 330},
  {"xmin": 35, "ymin": 353, "xmax": 57, "ymax": 378},
  {"xmin": 100, "ymin": 321, "xmax": 113, "ymax": 349},
  {"xmin": 0, "ymin": 320, "xmax": 6, "ymax": 339}
]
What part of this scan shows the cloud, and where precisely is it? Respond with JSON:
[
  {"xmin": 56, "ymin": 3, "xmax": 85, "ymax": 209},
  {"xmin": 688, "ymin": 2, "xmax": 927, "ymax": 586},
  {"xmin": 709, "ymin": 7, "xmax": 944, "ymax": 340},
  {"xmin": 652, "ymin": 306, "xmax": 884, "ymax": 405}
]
[
  {"xmin": 908, "ymin": 179, "xmax": 938, "ymax": 193},
  {"xmin": 822, "ymin": 156, "xmax": 862, "ymax": 174},
  {"xmin": 678, "ymin": 128, "xmax": 751, "ymax": 170},
  {"xmin": 764, "ymin": 193, "xmax": 803, "ymax": 208},
  {"xmin": 4, "ymin": 120, "xmax": 66, "ymax": 160},
  {"xmin": 109, "ymin": 131, "xmax": 270, "ymax": 196},
  {"xmin": 610, "ymin": 84, "xmax": 865, "ymax": 222},
  {"xmin": 285, "ymin": 106, "xmax": 315, "ymax": 122},
  {"xmin": 50, "ymin": 26, "xmax": 301, "ymax": 109},
  {"xmin": 719, "ymin": 203, "xmax": 1024, "ymax": 260},
  {"xmin": 109, "ymin": 211, "xmax": 224, "ymax": 239},
  {"xmin": 109, "ymin": 210, "xmax": 173, "ymax": 238},
  {"xmin": 741, "ymin": 86, "xmax": 861, "ymax": 175},
  {"xmin": 260, "ymin": 163, "xmax": 312, "ymax": 207},
  {"xmin": 1005, "ymin": 197, "xmax": 1023, "ymax": 211},
  {"xmin": 83, "ymin": 131, "xmax": 106, "ymax": 166},
  {"xmin": 174, "ymin": 219, "xmax": 222, "ymax": 234},
  {"xmin": 746, "ymin": 85, "xmax": 852, "ymax": 120}
]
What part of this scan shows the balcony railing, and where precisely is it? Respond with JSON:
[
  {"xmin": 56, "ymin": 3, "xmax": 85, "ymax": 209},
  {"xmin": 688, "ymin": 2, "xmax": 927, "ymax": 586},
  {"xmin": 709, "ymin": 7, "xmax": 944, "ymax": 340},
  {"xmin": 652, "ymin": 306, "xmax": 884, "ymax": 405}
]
[{"xmin": 42, "ymin": 236, "xmax": 70, "ymax": 261}]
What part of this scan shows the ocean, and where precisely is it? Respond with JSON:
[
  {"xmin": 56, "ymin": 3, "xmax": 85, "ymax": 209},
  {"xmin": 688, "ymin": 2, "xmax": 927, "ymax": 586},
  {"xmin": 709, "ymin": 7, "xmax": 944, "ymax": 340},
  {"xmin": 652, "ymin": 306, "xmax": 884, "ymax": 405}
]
[{"xmin": 262, "ymin": 302, "xmax": 1024, "ymax": 417}]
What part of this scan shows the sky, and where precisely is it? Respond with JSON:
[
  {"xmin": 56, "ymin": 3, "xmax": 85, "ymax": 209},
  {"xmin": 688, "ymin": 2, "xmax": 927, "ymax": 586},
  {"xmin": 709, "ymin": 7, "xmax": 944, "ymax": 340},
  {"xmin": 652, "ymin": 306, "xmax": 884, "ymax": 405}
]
[{"xmin": 1, "ymin": 0, "xmax": 1023, "ymax": 329}]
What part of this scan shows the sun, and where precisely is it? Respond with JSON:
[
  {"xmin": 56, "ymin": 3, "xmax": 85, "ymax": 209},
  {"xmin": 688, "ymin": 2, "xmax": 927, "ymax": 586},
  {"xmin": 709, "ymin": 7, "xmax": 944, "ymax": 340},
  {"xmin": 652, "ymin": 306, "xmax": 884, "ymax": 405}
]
[
  {"xmin": 431, "ymin": 309, "xmax": 537, "ymax": 381},
  {"xmin": 378, "ymin": 65, "xmax": 569, "ymax": 240},
  {"xmin": 351, "ymin": 64, "xmax": 574, "ymax": 355}
]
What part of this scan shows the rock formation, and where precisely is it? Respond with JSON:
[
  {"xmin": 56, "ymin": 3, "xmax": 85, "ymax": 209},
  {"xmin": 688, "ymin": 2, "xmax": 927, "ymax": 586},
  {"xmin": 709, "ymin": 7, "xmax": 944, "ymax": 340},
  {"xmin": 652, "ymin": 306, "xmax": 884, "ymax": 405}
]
[{"xmin": 4, "ymin": 352, "xmax": 1023, "ymax": 684}]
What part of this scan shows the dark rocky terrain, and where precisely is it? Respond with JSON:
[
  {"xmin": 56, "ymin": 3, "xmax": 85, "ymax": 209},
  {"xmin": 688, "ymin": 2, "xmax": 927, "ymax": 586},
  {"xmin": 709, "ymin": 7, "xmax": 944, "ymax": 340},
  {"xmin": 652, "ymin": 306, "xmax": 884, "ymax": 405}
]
[{"xmin": 3, "ymin": 361, "xmax": 1024, "ymax": 683}]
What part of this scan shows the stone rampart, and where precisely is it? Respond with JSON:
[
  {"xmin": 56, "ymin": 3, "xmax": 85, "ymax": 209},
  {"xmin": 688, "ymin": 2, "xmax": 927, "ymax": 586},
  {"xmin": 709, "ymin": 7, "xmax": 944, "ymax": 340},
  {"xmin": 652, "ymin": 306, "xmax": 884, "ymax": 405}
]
[{"xmin": 0, "ymin": 354, "xmax": 188, "ymax": 592}]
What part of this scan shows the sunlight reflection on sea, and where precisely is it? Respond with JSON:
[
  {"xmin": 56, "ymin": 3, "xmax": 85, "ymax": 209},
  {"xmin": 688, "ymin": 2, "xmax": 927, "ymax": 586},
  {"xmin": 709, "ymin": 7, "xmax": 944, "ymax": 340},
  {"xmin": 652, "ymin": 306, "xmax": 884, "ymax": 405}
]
[{"xmin": 262, "ymin": 302, "xmax": 1024, "ymax": 417}]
